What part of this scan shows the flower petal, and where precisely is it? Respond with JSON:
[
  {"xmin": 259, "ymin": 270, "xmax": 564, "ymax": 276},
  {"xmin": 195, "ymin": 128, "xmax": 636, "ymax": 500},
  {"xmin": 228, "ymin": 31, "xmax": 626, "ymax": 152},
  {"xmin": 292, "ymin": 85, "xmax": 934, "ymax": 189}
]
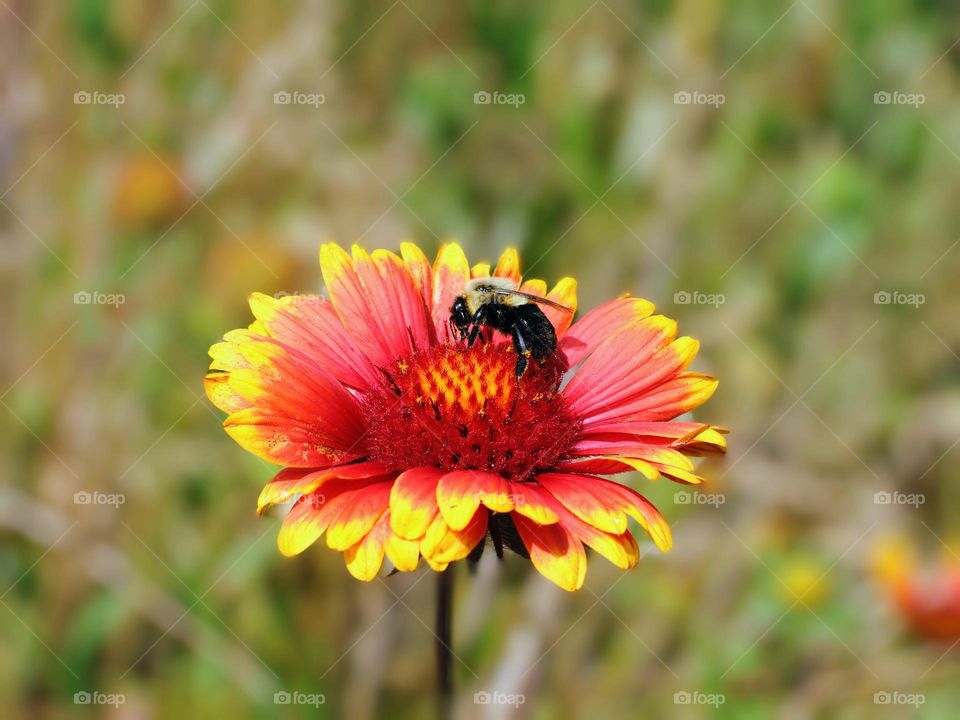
[
  {"xmin": 554, "ymin": 457, "xmax": 660, "ymax": 479},
  {"xmin": 581, "ymin": 420, "xmax": 727, "ymax": 455},
  {"xmin": 536, "ymin": 473, "xmax": 671, "ymax": 551},
  {"xmin": 216, "ymin": 336, "xmax": 366, "ymax": 467},
  {"xmin": 543, "ymin": 277, "xmax": 577, "ymax": 337},
  {"xmin": 563, "ymin": 317, "xmax": 689, "ymax": 422},
  {"xmin": 344, "ymin": 512, "xmax": 390, "ymax": 581},
  {"xmin": 586, "ymin": 373, "xmax": 719, "ymax": 424},
  {"xmin": 512, "ymin": 515, "xmax": 586, "ymax": 591},
  {"xmin": 246, "ymin": 291, "xmax": 379, "ymax": 390},
  {"xmin": 326, "ymin": 482, "xmax": 394, "ymax": 551},
  {"xmin": 390, "ymin": 467, "xmax": 444, "ymax": 540},
  {"xmin": 471, "ymin": 262, "xmax": 491, "ymax": 278},
  {"xmin": 509, "ymin": 482, "xmax": 559, "ymax": 525},
  {"xmin": 385, "ymin": 527, "xmax": 421, "ymax": 572},
  {"xmin": 436, "ymin": 470, "xmax": 513, "ymax": 531},
  {"xmin": 430, "ymin": 243, "xmax": 471, "ymax": 342},
  {"xmin": 493, "ymin": 248, "xmax": 522, "ymax": 283},
  {"xmin": 277, "ymin": 493, "xmax": 328, "ymax": 557},
  {"xmin": 204, "ymin": 372, "xmax": 248, "ymax": 414},
  {"xmin": 319, "ymin": 243, "xmax": 430, "ymax": 366},
  {"xmin": 421, "ymin": 511, "xmax": 488, "ymax": 564},
  {"xmin": 400, "ymin": 241, "xmax": 433, "ymax": 312},
  {"xmin": 257, "ymin": 461, "xmax": 391, "ymax": 515},
  {"xmin": 559, "ymin": 296, "xmax": 655, "ymax": 366}
]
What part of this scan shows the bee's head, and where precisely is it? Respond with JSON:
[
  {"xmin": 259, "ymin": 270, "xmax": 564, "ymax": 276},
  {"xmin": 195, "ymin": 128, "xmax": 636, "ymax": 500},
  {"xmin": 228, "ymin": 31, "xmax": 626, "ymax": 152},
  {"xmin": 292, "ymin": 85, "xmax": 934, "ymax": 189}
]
[{"xmin": 450, "ymin": 296, "xmax": 471, "ymax": 338}]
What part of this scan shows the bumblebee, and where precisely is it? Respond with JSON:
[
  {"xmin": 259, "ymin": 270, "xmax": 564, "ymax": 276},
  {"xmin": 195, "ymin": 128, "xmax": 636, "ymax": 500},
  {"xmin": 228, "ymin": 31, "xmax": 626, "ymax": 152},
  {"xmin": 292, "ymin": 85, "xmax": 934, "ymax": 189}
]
[{"xmin": 450, "ymin": 277, "xmax": 572, "ymax": 376}]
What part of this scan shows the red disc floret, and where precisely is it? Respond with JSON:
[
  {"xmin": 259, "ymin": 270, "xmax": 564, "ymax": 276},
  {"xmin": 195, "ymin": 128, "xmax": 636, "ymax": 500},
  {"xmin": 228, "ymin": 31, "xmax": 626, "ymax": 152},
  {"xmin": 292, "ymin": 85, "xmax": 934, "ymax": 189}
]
[{"xmin": 360, "ymin": 343, "xmax": 581, "ymax": 481}]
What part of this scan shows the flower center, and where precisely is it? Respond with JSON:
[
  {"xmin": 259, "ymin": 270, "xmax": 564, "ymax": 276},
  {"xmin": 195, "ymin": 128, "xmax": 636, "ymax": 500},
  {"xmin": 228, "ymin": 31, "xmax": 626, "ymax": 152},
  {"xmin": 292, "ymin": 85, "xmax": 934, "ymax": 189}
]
[{"xmin": 360, "ymin": 343, "xmax": 581, "ymax": 481}]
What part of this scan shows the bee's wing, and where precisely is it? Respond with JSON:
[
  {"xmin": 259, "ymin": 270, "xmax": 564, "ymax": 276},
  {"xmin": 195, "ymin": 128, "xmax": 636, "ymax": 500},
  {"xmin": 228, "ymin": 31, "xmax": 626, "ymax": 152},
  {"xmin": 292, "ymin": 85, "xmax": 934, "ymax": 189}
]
[{"xmin": 487, "ymin": 287, "xmax": 573, "ymax": 313}]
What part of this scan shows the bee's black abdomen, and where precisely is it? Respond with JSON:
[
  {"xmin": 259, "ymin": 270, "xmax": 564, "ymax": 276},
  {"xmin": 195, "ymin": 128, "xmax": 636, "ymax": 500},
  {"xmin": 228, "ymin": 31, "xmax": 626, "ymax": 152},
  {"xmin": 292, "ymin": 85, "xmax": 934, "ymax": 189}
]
[{"xmin": 513, "ymin": 303, "xmax": 557, "ymax": 360}]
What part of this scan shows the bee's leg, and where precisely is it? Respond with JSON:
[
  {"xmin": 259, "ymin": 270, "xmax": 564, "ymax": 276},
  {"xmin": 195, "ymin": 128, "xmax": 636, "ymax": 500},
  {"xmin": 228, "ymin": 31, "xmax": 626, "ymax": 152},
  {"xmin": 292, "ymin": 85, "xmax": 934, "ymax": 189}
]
[
  {"xmin": 512, "ymin": 330, "xmax": 530, "ymax": 377},
  {"xmin": 466, "ymin": 307, "xmax": 487, "ymax": 347}
]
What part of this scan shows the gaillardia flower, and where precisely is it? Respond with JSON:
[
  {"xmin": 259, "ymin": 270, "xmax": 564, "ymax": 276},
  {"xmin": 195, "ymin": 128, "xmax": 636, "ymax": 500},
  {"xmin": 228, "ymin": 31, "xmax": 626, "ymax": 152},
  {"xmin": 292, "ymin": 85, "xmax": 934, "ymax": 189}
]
[{"xmin": 205, "ymin": 242, "xmax": 725, "ymax": 590}]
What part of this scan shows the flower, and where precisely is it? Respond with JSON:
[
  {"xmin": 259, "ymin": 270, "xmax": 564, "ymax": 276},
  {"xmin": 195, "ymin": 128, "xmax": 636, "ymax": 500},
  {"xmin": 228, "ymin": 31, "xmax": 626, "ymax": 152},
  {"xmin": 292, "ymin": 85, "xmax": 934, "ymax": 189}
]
[
  {"xmin": 872, "ymin": 535, "xmax": 960, "ymax": 641},
  {"xmin": 205, "ymin": 242, "xmax": 726, "ymax": 590}
]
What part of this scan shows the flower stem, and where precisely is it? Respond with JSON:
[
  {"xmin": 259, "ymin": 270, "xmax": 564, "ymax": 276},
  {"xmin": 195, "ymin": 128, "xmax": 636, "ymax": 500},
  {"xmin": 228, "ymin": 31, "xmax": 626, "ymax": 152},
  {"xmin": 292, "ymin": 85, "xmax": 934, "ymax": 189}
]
[{"xmin": 436, "ymin": 565, "xmax": 454, "ymax": 720}]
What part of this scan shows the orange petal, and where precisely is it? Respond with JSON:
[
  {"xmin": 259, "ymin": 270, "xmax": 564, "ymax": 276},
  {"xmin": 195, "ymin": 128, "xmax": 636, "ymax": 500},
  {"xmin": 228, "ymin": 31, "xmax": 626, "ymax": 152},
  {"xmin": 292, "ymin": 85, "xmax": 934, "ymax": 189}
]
[
  {"xmin": 216, "ymin": 335, "xmax": 366, "ymax": 467},
  {"xmin": 277, "ymin": 494, "xmax": 329, "ymax": 557},
  {"xmin": 257, "ymin": 461, "xmax": 392, "ymax": 515},
  {"xmin": 385, "ymin": 526, "xmax": 421, "ymax": 572},
  {"xmin": 554, "ymin": 457, "xmax": 660, "ymax": 480},
  {"xmin": 509, "ymin": 482, "xmax": 559, "ymax": 525},
  {"xmin": 471, "ymin": 262, "xmax": 491, "ymax": 278},
  {"xmin": 493, "ymin": 248, "xmax": 522, "ymax": 283},
  {"xmin": 430, "ymin": 243, "xmax": 470, "ymax": 342},
  {"xmin": 563, "ymin": 316, "xmax": 687, "ymax": 422},
  {"xmin": 390, "ymin": 467, "xmax": 444, "ymax": 540},
  {"xmin": 537, "ymin": 473, "xmax": 671, "ymax": 551},
  {"xmin": 436, "ymin": 470, "xmax": 513, "ymax": 531},
  {"xmin": 204, "ymin": 372, "xmax": 249, "ymax": 414},
  {"xmin": 326, "ymin": 482, "xmax": 394, "ymax": 551},
  {"xmin": 512, "ymin": 514, "xmax": 586, "ymax": 591},
  {"xmin": 400, "ymin": 241, "xmax": 433, "ymax": 314},
  {"xmin": 246, "ymin": 292, "xmax": 379, "ymax": 390},
  {"xmin": 420, "ymin": 511, "xmax": 488, "ymax": 564},
  {"xmin": 519, "ymin": 279, "xmax": 547, "ymax": 296},
  {"xmin": 319, "ymin": 243, "xmax": 430, "ymax": 366},
  {"xmin": 543, "ymin": 277, "xmax": 577, "ymax": 336},
  {"xmin": 344, "ymin": 512, "xmax": 390, "ymax": 581},
  {"xmin": 587, "ymin": 373, "xmax": 719, "ymax": 425},
  {"xmin": 559, "ymin": 296, "xmax": 655, "ymax": 366},
  {"xmin": 535, "ymin": 492, "xmax": 640, "ymax": 569}
]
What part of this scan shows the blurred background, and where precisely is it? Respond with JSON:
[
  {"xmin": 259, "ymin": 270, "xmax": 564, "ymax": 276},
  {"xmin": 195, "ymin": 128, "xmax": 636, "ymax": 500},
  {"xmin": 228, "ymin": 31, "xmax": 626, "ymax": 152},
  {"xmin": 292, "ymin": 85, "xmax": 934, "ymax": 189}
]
[{"xmin": 3, "ymin": 0, "xmax": 960, "ymax": 717}]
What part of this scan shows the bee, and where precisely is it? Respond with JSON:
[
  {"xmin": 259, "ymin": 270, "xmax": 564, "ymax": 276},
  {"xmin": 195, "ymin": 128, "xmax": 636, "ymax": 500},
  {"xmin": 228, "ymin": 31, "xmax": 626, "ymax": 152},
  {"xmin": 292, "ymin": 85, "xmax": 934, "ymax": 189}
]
[{"xmin": 450, "ymin": 277, "xmax": 573, "ymax": 376}]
